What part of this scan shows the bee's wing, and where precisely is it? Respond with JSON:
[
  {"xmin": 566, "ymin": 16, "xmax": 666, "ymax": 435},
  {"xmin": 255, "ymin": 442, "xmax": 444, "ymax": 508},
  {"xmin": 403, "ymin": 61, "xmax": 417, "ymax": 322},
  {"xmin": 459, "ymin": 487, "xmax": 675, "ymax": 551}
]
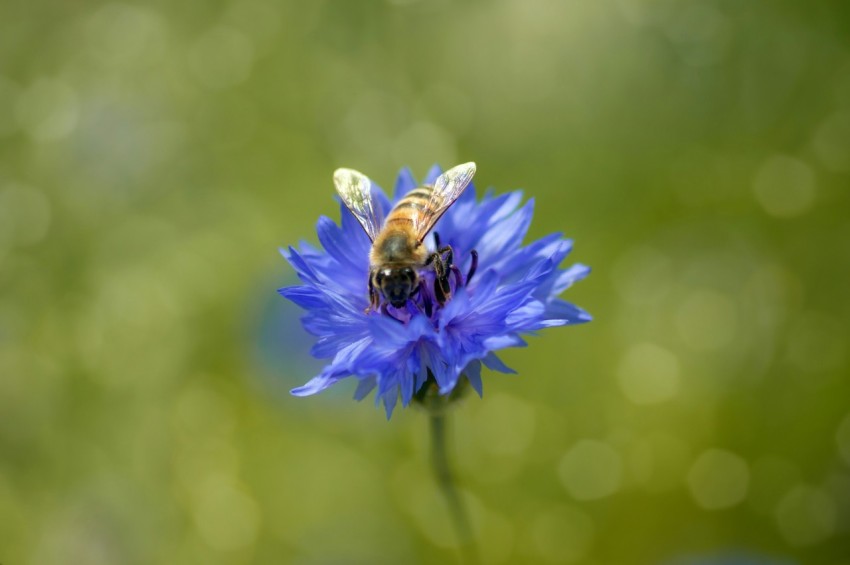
[
  {"xmin": 414, "ymin": 162, "xmax": 476, "ymax": 242},
  {"xmin": 333, "ymin": 168, "xmax": 384, "ymax": 241}
]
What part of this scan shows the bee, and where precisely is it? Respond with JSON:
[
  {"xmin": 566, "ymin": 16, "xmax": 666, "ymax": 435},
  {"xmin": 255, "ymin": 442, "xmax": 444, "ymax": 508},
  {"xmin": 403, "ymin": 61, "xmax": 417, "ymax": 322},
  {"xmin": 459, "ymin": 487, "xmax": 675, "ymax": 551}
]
[{"xmin": 333, "ymin": 162, "xmax": 478, "ymax": 311}]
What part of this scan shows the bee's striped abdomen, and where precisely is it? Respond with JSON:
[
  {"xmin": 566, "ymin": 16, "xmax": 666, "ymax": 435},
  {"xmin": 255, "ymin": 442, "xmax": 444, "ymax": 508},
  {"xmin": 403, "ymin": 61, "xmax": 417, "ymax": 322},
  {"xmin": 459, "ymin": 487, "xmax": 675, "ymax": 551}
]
[{"xmin": 386, "ymin": 185, "xmax": 436, "ymax": 226}]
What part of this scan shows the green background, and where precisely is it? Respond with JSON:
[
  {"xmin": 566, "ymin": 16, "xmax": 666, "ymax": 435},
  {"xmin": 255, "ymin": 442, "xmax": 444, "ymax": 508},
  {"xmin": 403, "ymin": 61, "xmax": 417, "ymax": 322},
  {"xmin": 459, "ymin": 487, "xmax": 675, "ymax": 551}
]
[{"xmin": 2, "ymin": 1, "xmax": 849, "ymax": 563}]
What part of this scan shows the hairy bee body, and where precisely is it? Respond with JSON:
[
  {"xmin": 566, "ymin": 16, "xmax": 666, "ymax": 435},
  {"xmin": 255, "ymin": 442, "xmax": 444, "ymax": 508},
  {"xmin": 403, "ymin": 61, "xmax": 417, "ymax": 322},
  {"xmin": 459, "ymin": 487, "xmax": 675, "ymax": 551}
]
[
  {"xmin": 332, "ymin": 162, "xmax": 477, "ymax": 310},
  {"xmin": 368, "ymin": 185, "xmax": 436, "ymax": 268}
]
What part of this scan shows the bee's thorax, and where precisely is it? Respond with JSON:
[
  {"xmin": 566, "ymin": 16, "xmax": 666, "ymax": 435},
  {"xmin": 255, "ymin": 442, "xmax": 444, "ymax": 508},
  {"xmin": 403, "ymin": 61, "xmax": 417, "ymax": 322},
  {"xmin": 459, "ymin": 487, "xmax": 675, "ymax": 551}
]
[{"xmin": 370, "ymin": 230, "xmax": 426, "ymax": 267}]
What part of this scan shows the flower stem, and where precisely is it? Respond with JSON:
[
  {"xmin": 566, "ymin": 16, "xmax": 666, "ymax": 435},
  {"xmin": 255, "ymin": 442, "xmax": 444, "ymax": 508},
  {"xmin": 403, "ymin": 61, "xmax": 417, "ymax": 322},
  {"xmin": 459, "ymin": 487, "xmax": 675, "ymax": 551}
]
[{"xmin": 429, "ymin": 410, "xmax": 478, "ymax": 564}]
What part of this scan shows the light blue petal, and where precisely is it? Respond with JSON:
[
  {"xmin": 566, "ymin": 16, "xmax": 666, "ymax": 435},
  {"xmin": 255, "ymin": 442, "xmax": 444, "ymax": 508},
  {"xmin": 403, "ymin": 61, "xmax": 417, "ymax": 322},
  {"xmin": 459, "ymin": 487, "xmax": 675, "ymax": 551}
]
[
  {"xmin": 482, "ymin": 334, "xmax": 527, "ymax": 349},
  {"xmin": 353, "ymin": 376, "xmax": 377, "ymax": 401},
  {"xmin": 278, "ymin": 286, "xmax": 326, "ymax": 309},
  {"xmin": 464, "ymin": 360, "xmax": 483, "ymax": 397},
  {"xmin": 394, "ymin": 167, "xmax": 418, "ymax": 201},
  {"xmin": 291, "ymin": 368, "xmax": 347, "ymax": 396},
  {"xmin": 482, "ymin": 352, "xmax": 516, "ymax": 374},
  {"xmin": 543, "ymin": 299, "xmax": 593, "ymax": 325},
  {"xmin": 554, "ymin": 263, "xmax": 591, "ymax": 293}
]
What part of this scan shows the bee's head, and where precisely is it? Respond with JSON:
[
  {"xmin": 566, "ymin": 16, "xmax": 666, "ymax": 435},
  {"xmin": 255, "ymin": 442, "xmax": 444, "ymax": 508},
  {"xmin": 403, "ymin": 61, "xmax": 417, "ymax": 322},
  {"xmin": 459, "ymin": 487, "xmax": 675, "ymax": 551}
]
[{"xmin": 375, "ymin": 266, "xmax": 418, "ymax": 309}]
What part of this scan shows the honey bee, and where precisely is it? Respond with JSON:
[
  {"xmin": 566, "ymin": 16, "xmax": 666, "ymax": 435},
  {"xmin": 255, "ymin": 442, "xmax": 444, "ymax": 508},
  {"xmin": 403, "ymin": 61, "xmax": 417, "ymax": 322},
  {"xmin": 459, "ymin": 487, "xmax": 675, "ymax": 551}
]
[{"xmin": 333, "ymin": 162, "xmax": 478, "ymax": 311}]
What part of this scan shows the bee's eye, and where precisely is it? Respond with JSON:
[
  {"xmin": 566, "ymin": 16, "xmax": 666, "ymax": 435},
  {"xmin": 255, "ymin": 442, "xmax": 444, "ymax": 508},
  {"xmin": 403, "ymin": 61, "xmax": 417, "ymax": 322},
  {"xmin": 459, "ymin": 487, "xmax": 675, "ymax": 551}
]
[
  {"xmin": 375, "ymin": 272, "xmax": 385, "ymax": 283},
  {"xmin": 403, "ymin": 268, "xmax": 414, "ymax": 278}
]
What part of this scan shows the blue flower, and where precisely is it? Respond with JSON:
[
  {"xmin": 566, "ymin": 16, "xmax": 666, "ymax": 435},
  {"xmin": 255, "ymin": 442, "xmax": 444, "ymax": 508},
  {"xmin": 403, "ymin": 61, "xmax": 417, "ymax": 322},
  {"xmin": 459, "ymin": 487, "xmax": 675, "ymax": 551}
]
[{"xmin": 279, "ymin": 165, "xmax": 591, "ymax": 417}]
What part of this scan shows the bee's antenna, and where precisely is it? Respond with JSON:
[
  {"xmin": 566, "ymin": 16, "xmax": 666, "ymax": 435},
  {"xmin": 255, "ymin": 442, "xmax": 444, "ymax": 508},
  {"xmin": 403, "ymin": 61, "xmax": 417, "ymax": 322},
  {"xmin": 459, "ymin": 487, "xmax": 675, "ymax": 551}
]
[{"xmin": 466, "ymin": 250, "xmax": 479, "ymax": 285}]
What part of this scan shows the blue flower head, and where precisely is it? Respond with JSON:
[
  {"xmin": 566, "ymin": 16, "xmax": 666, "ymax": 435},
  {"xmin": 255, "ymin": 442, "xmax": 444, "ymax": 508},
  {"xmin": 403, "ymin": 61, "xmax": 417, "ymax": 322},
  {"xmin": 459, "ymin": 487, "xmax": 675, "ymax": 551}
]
[{"xmin": 279, "ymin": 164, "xmax": 591, "ymax": 418}]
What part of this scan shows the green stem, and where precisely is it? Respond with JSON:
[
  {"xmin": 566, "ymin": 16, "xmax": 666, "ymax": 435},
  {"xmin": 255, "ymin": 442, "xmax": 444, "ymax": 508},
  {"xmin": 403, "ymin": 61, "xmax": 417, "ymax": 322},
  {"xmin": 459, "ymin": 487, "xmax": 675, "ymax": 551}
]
[{"xmin": 429, "ymin": 411, "xmax": 478, "ymax": 564}]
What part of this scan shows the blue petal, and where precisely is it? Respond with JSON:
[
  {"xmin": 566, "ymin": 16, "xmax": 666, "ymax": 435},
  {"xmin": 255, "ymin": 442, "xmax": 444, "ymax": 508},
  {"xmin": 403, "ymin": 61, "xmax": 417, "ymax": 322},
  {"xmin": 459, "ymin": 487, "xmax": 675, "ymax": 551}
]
[
  {"xmin": 482, "ymin": 334, "xmax": 527, "ymax": 349},
  {"xmin": 482, "ymin": 352, "xmax": 516, "ymax": 374},
  {"xmin": 372, "ymin": 182, "xmax": 393, "ymax": 219},
  {"xmin": 458, "ymin": 180, "xmax": 477, "ymax": 204},
  {"xmin": 506, "ymin": 301, "xmax": 545, "ymax": 329},
  {"xmin": 316, "ymin": 215, "xmax": 368, "ymax": 274},
  {"xmin": 353, "ymin": 376, "xmax": 377, "ymax": 400},
  {"xmin": 475, "ymin": 198, "xmax": 535, "ymax": 266},
  {"xmin": 282, "ymin": 246, "xmax": 320, "ymax": 285},
  {"xmin": 424, "ymin": 164, "xmax": 443, "ymax": 185},
  {"xmin": 414, "ymin": 365, "xmax": 429, "ymax": 394},
  {"xmin": 375, "ymin": 375, "xmax": 401, "ymax": 418},
  {"xmin": 383, "ymin": 391, "xmax": 398, "ymax": 419},
  {"xmin": 464, "ymin": 360, "xmax": 483, "ymax": 397},
  {"xmin": 338, "ymin": 203, "xmax": 375, "ymax": 253},
  {"xmin": 278, "ymin": 286, "xmax": 326, "ymax": 309},
  {"xmin": 400, "ymin": 367, "xmax": 414, "ymax": 406},
  {"xmin": 435, "ymin": 190, "xmax": 524, "ymax": 260},
  {"xmin": 554, "ymin": 263, "xmax": 591, "ymax": 293},
  {"xmin": 423, "ymin": 345, "xmax": 455, "ymax": 393},
  {"xmin": 541, "ymin": 299, "xmax": 593, "ymax": 327},
  {"xmin": 291, "ymin": 368, "xmax": 346, "ymax": 396},
  {"xmin": 486, "ymin": 190, "xmax": 525, "ymax": 224},
  {"xmin": 394, "ymin": 167, "xmax": 418, "ymax": 201}
]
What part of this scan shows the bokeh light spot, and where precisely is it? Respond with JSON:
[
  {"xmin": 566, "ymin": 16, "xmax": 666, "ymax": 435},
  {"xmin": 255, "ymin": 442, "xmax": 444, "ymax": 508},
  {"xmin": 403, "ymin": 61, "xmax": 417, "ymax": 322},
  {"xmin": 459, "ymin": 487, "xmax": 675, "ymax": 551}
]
[
  {"xmin": 224, "ymin": 0, "xmax": 282, "ymax": 53},
  {"xmin": 774, "ymin": 485, "xmax": 837, "ymax": 546},
  {"xmin": 86, "ymin": 3, "xmax": 167, "ymax": 66},
  {"xmin": 617, "ymin": 342, "xmax": 680, "ymax": 405},
  {"xmin": 752, "ymin": 155, "xmax": 815, "ymax": 218},
  {"xmin": 14, "ymin": 78, "xmax": 79, "ymax": 141},
  {"xmin": 558, "ymin": 440, "xmax": 623, "ymax": 500},
  {"xmin": 687, "ymin": 448, "xmax": 750, "ymax": 510}
]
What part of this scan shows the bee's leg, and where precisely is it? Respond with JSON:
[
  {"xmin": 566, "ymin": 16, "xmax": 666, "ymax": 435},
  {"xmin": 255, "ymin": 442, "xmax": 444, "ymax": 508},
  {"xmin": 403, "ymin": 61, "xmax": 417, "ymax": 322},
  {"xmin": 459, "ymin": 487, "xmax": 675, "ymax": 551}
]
[
  {"xmin": 436, "ymin": 245, "xmax": 464, "ymax": 289},
  {"xmin": 426, "ymin": 245, "xmax": 455, "ymax": 305},
  {"xmin": 434, "ymin": 275, "xmax": 448, "ymax": 306},
  {"xmin": 430, "ymin": 256, "xmax": 451, "ymax": 306},
  {"xmin": 430, "ymin": 252, "xmax": 446, "ymax": 280},
  {"xmin": 438, "ymin": 246, "xmax": 453, "ymax": 268},
  {"xmin": 436, "ymin": 245, "xmax": 454, "ymax": 293}
]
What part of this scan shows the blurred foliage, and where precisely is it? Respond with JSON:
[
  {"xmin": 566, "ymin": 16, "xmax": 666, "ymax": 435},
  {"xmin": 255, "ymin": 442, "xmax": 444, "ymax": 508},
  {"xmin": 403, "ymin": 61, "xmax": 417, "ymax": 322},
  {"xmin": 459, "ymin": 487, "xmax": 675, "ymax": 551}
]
[{"xmin": 1, "ymin": 0, "xmax": 850, "ymax": 564}]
